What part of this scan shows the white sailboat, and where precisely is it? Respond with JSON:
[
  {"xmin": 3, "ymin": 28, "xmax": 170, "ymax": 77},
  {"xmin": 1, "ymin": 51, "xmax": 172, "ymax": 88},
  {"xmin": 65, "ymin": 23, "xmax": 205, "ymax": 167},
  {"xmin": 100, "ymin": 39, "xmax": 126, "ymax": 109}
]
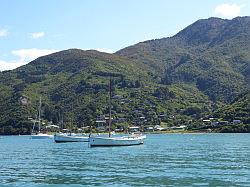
[
  {"xmin": 54, "ymin": 111, "xmax": 89, "ymax": 142},
  {"xmin": 31, "ymin": 97, "xmax": 53, "ymax": 139},
  {"xmin": 31, "ymin": 132, "xmax": 53, "ymax": 139},
  {"xmin": 89, "ymin": 134, "xmax": 145, "ymax": 147},
  {"xmin": 54, "ymin": 133, "xmax": 89, "ymax": 143},
  {"xmin": 89, "ymin": 77, "xmax": 146, "ymax": 147}
]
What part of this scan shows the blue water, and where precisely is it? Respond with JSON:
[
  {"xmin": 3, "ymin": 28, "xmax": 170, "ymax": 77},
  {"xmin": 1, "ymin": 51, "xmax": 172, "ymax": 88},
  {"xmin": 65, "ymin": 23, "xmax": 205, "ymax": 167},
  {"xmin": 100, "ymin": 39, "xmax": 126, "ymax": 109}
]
[{"xmin": 0, "ymin": 134, "xmax": 249, "ymax": 186}]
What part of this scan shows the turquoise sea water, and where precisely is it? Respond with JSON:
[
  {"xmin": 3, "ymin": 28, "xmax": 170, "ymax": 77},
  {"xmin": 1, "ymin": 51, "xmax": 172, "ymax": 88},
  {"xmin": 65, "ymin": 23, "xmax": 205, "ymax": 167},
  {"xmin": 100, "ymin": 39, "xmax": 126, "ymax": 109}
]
[{"xmin": 0, "ymin": 134, "xmax": 249, "ymax": 186}]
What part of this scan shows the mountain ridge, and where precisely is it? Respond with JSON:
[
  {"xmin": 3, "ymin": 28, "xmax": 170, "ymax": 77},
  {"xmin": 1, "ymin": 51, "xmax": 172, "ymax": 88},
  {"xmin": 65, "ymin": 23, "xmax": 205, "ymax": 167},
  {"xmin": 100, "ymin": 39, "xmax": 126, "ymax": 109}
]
[{"xmin": 116, "ymin": 16, "xmax": 250, "ymax": 103}]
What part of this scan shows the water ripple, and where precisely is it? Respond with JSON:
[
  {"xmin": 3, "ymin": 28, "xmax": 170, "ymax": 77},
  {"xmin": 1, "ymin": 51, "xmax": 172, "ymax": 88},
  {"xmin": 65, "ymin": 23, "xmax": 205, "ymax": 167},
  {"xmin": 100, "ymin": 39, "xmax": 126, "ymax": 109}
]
[{"xmin": 0, "ymin": 134, "xmax": 249, "ymax": 186}]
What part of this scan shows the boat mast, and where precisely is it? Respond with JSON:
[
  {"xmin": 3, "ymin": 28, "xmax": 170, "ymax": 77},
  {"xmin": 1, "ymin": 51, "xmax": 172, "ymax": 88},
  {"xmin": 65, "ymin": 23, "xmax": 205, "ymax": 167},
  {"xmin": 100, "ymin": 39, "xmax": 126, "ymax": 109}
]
[
  {"xmin": 62, "ymin": 113, "xmax": 64, "ymax": 130},
  {"xmin": 38, "ymin": 97, "xmax": 42, "ymax": 133},
  {"xmin": 108, "ymin": 76, "xmax": 112, "ymax": 137}
]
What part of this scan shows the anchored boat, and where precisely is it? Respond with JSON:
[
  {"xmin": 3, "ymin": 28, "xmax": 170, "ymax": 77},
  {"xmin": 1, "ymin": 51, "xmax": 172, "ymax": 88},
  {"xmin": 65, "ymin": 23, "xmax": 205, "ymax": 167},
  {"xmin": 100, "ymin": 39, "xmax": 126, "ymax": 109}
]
[
  {"xmin": 89, "ymin": 134, "xmax": 145, "ymax": 147},
  {"xmin": 89, "ymin": 77, "xmax": 146, "ymax": 147},
  {"xmin": 31, "ymin": 97, "xmax": 53, "ymax": 139},
  {"xmin": 54, "ymin": 133, "xmax": 89, "ymax": 143}
]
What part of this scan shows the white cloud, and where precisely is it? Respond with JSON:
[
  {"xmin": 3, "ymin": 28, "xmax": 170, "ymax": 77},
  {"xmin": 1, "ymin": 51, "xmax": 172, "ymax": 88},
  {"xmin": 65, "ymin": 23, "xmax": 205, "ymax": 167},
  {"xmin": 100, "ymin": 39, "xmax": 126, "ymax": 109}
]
[
  {"xmin": 0, "ymin": 48, "xmax": 114, "ymax": 71},
  {"xmin": 0, "ymin": 29, "xmax": 8, "ymax": 37},
  {"xmin": 12, "ymin": 48, "xmax": 58, "ymax": 63},
  {"xmin": 0, "ymin": 60, "xmax": 25, "ymax": 71},
  {"xmin": 214, "ymin": 3, "xmax": 245, "ymax": 18},
  {"xmin": 0, "ymin": 48, "xmax": 58, "ymax": 71},
  {"xmin": 30, "ymin": 32, "xmax": 45, "ymax": 39}
]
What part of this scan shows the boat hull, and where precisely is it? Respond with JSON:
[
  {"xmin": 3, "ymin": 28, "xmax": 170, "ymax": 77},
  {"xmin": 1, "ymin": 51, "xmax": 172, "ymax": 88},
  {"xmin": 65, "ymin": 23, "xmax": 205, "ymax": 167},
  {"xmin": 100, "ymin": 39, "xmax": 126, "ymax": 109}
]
[
  {"xmin": 89, "ymin": 136, "xmax": 145, "ymax": 147},
  {"xmin": 54, "ymin": 134, "xmax": 89, "ymax": 143},
  {"xmin": 31, "ymin": 133, "xmax": 53, "ymax": 139}
]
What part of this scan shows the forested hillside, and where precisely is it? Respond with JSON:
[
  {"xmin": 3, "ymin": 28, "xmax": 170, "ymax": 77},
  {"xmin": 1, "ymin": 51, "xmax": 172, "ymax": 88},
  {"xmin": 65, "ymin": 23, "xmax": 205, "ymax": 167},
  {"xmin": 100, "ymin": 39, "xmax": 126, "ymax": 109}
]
[
  {"xmin": 117, "ymin": 16, "xmax": 250, "ymax": 103},
  {"xmin": 0, "ymin": 17, "xmax": 249, "ymax": 134}
]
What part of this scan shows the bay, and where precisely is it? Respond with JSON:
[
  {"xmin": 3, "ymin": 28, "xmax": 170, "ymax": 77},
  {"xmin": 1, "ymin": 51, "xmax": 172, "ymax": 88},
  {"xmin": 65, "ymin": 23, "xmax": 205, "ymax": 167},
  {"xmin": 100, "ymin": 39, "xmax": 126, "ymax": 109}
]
[{"xmin": 0, "ymin": 134, "xmax": 249, "ymax": 186}]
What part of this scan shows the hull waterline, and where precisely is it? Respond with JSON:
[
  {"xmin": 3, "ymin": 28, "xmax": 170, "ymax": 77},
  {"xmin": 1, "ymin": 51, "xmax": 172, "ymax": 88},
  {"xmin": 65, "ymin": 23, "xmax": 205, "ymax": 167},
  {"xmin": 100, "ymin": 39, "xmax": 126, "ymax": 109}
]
[
  {"xmin": 31, "ymin": 133, "xmax": 53, "ymax": 139},
  {"xmin": 89, "ymin": 135, "xmax": 145, "ymax": 147},
  {"xmin": 54, "ymin": 134, "xmax": 89, "ymax": 143}
]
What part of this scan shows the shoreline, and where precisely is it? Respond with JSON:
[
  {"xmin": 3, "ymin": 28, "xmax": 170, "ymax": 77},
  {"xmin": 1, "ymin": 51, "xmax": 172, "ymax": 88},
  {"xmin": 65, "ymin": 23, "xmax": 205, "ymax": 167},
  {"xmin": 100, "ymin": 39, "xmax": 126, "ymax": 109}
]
[{"xmin": 1, "ymin": 131, "xmax": 250, "ymax": 136}]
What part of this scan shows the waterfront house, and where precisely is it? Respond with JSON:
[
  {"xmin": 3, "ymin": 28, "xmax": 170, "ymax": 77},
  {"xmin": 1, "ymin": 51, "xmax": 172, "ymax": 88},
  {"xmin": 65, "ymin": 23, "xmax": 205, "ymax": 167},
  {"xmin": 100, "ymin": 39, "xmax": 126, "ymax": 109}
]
[
  {"xmin": 95, "ymin": 119, "xmax": 107, "ymax": 132},
  {"xmin": 154, "ymin": 125, "xmax": 165, "ymax": 131},
  {"xmin": 233, "ymin": 120, "xmax": 241, "ymax": 125},
  {"xmin": 218, "ymin": 121, "xmax": 229, "ymax": 126},
  {"xmin": 147, "ymin": 126, "xmax": 154, "ymax": 132},
  {"xmin": 170, "ymin": 125, "xmax": 187, "ymax": 130},
  {"xmin": 211, "ymin": 121, "xmax": 219, "ymax": 126},
  {"xmin": 128, "ymin": 126, "xmax": 140, "ymax": 133}
]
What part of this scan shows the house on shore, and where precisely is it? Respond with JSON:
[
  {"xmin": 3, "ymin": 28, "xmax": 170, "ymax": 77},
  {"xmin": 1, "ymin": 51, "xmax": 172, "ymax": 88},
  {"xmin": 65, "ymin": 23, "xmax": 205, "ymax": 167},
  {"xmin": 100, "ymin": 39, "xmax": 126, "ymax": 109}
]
[
  {"xmin": 128, "ymin": 126, "xmax": 140, "ymax": 133},
  {"xmin": 170, "ymin": 125, "xmax": 187, "ymax": 130}
]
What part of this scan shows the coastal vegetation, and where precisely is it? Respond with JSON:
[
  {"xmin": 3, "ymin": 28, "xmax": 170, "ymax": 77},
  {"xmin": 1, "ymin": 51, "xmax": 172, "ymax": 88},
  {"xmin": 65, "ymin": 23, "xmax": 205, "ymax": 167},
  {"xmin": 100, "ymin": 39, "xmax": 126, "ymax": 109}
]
[{"xmin": 0, "ymin": 17, "xmax": 249, "ymax": 134}]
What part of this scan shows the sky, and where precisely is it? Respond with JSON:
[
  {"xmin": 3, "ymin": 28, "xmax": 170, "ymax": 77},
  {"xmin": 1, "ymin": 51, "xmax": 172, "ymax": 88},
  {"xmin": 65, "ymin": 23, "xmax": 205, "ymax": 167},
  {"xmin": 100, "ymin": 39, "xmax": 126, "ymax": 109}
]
[{"xmin": 0, "ymin": 0, "xmax": 249, "ymax": 71}]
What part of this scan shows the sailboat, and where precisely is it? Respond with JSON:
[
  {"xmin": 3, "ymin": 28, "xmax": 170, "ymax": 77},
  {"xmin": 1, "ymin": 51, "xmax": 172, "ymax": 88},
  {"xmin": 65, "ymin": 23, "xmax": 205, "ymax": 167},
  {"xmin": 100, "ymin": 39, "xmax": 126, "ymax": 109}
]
[
  {"xmin": 53, "ymin": 109, "xmax": 89, "ymax": 143},
  {"xmin": 54, "ymin": 132, "xmax": 89, "ymax": 143},
  {"xmin": 89, "ymin": 77, "xmax": 146, "ymax": 147},
  {"xmin": 31, "ymin": 97, "xmax": 53, "ymax": 139}
]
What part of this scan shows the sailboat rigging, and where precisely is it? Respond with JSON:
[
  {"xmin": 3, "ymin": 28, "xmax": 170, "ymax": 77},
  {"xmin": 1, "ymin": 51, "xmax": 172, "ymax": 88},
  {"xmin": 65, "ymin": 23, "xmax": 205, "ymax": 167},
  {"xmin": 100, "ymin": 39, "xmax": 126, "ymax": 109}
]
[
  {"xmin": 89, "ymin": 76, "xmax": 146, "ymax": 147},
  {"xmin": 53, "ymin": 105, "xmax": 89, "ymax": 143},
  {"xmin": 108, "ymin": 76, "xmax": 112, "ymax": 137},
  {"xmin": 31, "ymin": 97, "xmax": 53, "ymax": 139}
]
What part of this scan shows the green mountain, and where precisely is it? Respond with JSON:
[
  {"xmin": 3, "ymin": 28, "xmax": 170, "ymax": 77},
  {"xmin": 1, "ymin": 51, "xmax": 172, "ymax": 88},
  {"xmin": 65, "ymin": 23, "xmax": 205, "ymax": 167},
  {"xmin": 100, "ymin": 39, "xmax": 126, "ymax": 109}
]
[
  {"xmin": 0, "ymin": 49, "xmax": 155, "ymax": 134},
  {"xmin": 213, "ymin": 91, "xmax": 250, "ymax": 124},
  {"xmin": 117, "ymin": 16, "xmax": 250, "ymax": 103},
  {"xmin": 0, "ymin": 17, "xmax": 249, "ymax": 134},
  {"xmin": 212, "ymin": 91, "xmax": 250, "ymax": 133}
]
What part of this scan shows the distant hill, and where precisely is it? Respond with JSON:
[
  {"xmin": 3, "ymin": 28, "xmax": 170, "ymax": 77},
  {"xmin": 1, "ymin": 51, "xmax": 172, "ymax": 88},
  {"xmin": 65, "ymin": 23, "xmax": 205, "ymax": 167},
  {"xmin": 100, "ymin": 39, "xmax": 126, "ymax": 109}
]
[
  {"xmin": 0, "ymin": 17, "xmax": 249, "ymax": 134},
  {"xmin": 212, "ymin": 91, "xmax": 250, "ymax": 133},
  {"xmin": 0, "ymin": 49, "xmax": 156, "ymax": 134},
  {"xmin": 213, "ymin": 91, "xmax": 250, "ymax": 124},
  {"xmin": 117, "ymin": 16, "xmax": 250, "ymax": 103}
]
